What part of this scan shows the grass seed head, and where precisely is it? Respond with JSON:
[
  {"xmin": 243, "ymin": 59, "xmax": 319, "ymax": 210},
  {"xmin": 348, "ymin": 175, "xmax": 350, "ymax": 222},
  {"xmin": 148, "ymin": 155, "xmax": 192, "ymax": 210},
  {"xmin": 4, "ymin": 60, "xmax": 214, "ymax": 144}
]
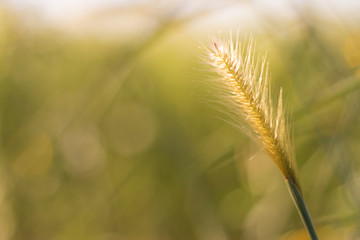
[{"xmin": 204, "ymin": 33, "xmax": 300, "ymax": 188}]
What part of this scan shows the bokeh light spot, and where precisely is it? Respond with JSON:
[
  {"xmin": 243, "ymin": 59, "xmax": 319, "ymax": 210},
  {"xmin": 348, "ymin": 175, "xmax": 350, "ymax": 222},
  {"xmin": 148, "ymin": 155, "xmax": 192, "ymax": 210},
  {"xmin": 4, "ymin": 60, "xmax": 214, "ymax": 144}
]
[
  {"xmin": 61, "ymin": 127, "xmax": 106, "ymax": 177},
  {"xmin": 344, "ymin": 33, "xmax": 360, "ymax": 69},
  {"xmin": 104, "ymin": 103, "xmax": 157, "ymax": 156}
]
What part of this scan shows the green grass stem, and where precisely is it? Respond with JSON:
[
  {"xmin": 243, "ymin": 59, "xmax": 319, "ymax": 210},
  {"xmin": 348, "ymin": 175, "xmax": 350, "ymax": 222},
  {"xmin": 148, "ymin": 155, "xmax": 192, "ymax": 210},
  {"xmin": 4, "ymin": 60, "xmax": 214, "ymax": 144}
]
[{"xmin": 285, "ymin": 178, "xmax": 319, "ymax": 240}]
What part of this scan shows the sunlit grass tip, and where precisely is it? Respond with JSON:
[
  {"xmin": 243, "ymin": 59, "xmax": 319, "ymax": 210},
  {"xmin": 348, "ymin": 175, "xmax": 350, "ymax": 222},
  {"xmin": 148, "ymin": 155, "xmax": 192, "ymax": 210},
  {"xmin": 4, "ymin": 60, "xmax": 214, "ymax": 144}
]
[{"xmin": 203, "ymin": 33, "xmax": 299, "ymax": 187}]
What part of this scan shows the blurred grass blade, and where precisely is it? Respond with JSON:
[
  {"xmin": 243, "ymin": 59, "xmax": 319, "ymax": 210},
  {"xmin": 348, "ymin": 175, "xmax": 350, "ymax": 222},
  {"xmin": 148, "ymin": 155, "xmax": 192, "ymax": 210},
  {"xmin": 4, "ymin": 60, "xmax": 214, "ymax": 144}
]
[{"xmin": 295, "ymin": 74, "xmax": 360, "ymax": 119}]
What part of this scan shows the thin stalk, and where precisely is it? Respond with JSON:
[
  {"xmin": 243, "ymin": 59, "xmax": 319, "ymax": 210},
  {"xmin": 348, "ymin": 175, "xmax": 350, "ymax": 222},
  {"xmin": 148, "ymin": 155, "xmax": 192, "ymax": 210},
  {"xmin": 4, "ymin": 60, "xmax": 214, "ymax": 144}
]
[{"xmin": 285, "ymin": 178, "xmax": 318, "ymax": 240}]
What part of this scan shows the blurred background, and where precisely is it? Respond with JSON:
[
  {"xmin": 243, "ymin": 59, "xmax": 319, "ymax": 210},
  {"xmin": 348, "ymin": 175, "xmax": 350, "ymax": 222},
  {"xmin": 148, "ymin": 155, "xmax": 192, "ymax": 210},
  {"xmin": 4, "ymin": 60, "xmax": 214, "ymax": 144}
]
[{"xmin": 0, "ymin": 0, "xmax": 360, "ymax": 239}]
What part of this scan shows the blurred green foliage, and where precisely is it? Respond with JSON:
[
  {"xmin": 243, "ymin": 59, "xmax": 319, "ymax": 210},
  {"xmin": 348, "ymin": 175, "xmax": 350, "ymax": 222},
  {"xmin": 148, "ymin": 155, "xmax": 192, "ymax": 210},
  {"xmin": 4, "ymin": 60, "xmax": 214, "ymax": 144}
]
[{"xmin": 0, "ymin": 3, "xmax": 360, "ymax": 240}]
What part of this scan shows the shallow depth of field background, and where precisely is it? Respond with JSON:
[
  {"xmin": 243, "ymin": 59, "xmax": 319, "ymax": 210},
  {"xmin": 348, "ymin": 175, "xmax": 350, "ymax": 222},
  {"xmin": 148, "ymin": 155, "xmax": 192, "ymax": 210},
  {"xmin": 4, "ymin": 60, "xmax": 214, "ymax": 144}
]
[{"xmin": 0, "ymin": 1, "xmax": 360, "ymax": 239}]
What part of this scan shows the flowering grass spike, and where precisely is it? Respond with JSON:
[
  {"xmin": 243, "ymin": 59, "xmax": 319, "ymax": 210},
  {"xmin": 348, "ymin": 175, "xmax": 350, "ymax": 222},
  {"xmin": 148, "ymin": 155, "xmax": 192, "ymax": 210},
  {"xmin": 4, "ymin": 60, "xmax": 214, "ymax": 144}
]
[
  {"xmin": 203, "ymin": 33, "xmax": 318, "ymax": 240},
  {"xmin": 206, "ymin": 35, "xmax": 298, "ymax": 186}
]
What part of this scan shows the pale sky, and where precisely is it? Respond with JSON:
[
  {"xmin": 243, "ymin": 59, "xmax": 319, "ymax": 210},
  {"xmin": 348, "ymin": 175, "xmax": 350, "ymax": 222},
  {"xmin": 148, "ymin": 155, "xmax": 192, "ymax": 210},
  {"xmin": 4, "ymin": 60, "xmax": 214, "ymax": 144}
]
[
  {"xmin": 5, "ymin": 0, "xmax": 360, "ymax": 21},
  {"xmin": 3, "ymin": 0, "xmax": 360, "ymax": 34}
]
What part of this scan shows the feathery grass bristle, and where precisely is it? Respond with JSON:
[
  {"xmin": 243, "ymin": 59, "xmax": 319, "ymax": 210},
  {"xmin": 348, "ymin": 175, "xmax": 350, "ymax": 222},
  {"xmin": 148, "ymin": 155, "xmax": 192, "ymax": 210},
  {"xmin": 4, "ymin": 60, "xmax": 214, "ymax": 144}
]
[{"xmin": 205, "ymin": 34, "xmax": 299, "ymax": 188}]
